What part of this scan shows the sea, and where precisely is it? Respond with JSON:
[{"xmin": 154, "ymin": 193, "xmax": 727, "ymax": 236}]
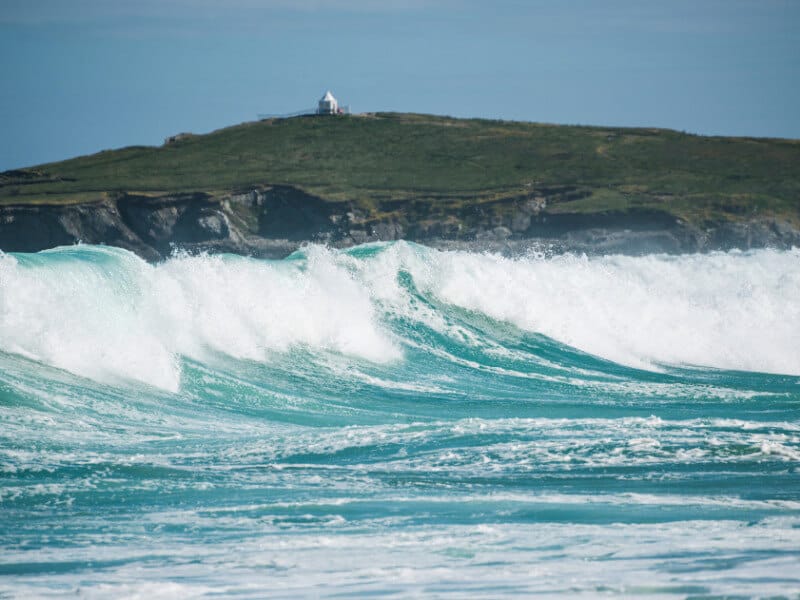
[{"xmin": 1, "ymin": 241, "xmax": 799, "ymax": 598}]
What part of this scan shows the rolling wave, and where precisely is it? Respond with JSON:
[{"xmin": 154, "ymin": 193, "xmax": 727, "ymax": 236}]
[
  {"xmin": 1, "ymin": 242, "xmax": 799, "ymax": 597},
  {"xmin": 1, "ymin": 242, "xmax": 798, "ymax": 392}
]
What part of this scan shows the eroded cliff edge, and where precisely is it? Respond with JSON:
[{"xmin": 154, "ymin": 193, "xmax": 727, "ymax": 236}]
[
  {"xmin": 2, "ymin": 184, "xmax": 798, "ymax": 261},
  {"xmin": 3, "ymin": 113, "xmax": 799, "ymax": 258}
]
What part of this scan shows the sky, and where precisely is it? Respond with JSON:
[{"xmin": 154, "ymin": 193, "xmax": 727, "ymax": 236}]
[{"xmin": 1, "ymin": 0, "xmax": 799, "ymax": 170}]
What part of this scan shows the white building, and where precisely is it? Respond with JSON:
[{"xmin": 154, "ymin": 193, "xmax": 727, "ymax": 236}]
[{"xmin": 318, "ymin": 90, "xmax": 339, "ymax": 115}]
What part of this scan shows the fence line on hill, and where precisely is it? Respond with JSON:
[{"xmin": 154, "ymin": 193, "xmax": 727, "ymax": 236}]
[{"xmin": 257, "ymin": 105, "xmax": 352, "ymax": 120}]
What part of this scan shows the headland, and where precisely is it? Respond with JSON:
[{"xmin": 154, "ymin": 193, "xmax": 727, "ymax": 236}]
[{"xmin": 2, "ymin": 112, "xmax": 798, "ymax": 260}]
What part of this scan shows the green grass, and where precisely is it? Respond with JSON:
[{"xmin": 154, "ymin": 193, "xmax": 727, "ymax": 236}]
[{"xmin": 2, "ymin": 112, "xmax": 799, "ymax": 225}]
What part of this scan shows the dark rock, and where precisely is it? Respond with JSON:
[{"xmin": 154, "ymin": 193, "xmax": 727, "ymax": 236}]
[
  {"xmin": 0, "ymin": 206, "xmax": 77, "ymax": 252},
  {"xmin": 195, "ymin": 210, "xmax": 229, "ymax": 239},
  {"xmin": 258, "ymin": 186, "xmax": 338, "ymax": 241},
  {"xmin": 370, "ymin": 220, "xmax": 404, "ymax": 240},
  {"xmin": 1, "ymin": 186, "xmax": 798, "ymax": 261}
]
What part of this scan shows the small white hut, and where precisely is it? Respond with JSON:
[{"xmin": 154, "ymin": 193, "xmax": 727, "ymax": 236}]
[{"xmin": 318, "ymin": 90, "xmax": 339, "ymax": 115}]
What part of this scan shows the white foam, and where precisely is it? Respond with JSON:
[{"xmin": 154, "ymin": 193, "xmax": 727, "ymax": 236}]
[
  {"xmin": 5, "ymin": 518, "xmax": 800, "ymax": 598},
  {"xmin": 2, "ymin": 243, "xmax": 799, "ymax": 390},
  {"xmin": 0, "ymin": 246, "xmax": 399, "ymax": 391},
  {"xmin": 403, "ymin": 246, "xmax": 800, "ymax": 375}
]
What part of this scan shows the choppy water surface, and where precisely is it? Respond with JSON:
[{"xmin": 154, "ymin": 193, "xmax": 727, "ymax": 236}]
[{"xmin": 1, "ymin": 242, "xmax": 799, "ymax": 598}]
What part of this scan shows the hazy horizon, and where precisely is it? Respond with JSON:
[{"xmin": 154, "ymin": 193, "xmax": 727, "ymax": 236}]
[{"xmin": 2, "ymin": 0, "xmax": 799, "ymax": 170}]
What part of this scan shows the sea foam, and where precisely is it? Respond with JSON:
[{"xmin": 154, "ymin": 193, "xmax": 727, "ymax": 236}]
[
  {"xmin": 1, "ymin": 243, "xmax": 798, "ymax": 390},
  {"xmin": 407, "ymin": 246, "xmax": 800, "ymax": 375},
  {"xmin": 0, "ymin": 246, "xmax": 398, "ymax": 391}
]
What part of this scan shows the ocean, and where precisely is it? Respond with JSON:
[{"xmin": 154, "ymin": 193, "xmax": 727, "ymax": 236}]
[{"xmin": 1, "ymin": 242, "xmax": 799, "ymax": 598}]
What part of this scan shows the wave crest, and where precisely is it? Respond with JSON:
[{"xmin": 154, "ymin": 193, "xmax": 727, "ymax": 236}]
[{"xmin": 1, "ymin": 243, "xmax": 798, "ymax": 390}]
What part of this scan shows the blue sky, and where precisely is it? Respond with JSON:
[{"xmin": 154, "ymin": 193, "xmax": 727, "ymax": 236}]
[{"xmin": 1, "ymin": 0, "xmax": 799, "ymax": 170}]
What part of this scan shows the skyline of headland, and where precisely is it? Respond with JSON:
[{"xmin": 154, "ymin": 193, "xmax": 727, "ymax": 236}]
[{"xmin": 1, "ymin": 0, "xmax": 799, "ymax": 171}]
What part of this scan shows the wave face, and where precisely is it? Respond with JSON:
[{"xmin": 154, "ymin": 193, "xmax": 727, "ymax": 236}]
[{"xmin": 1, "ymin": 243, "xmax": 800, "ymax": 597}]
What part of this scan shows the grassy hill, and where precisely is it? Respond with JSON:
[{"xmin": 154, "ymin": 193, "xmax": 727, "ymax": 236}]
[{"xmin": 2, "ymin": 112, "xmax": 799, "ymax": 228}]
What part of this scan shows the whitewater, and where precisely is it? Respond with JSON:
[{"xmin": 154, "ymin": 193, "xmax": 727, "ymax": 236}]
[{"xmin": 1, "ymin": 242, "xmax": 799, "ymax": 597}]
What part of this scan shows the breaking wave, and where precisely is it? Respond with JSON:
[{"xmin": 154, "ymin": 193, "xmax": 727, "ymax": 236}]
[
  {"xmin": 2, "ymin": 242, "xmax": 800, "ymax": 597},
  {"xmin": 1, "ymin": 242, "xmax": 798, "ymax": 391}
]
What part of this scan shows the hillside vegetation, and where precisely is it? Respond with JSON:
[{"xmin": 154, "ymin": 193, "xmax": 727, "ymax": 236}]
[{"xmin": 2, "ymin": 112, "xmax": 799, "ymax": 227}]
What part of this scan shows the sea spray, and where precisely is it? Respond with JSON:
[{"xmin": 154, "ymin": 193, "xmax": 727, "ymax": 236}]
[
  {"xmin": 1, "ymin": 243, "xmax": 798, "ymax": 391},
  {"xmin": 411, "ymin": 246, "xmax": 800, "ymax": 374},
  {"xmin": 0, "ymin": 245, "xmax": 400, "ymax": 390},
  {"xmin": 1, "ymin": 242, "xmax": 799, "ymax": 597}
]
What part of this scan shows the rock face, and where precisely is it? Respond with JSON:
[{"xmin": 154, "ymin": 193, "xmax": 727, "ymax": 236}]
[{"xmin": 1, "ymin": 185, "xmax": 799, "ymax": 260}]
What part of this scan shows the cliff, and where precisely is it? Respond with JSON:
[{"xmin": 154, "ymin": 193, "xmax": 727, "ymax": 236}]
[
  {"xmin": 2, "ymin": 113, "xmax": 799, "ymax": 259},
  {"xmin": 2, "ymin": 184, "xmax": 798, "ymax": 260}
]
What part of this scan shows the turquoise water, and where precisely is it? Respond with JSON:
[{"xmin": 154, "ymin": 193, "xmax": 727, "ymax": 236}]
[{"xmin": 1, "ymin": 242, "xmax": 799, "ymax": 597}]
